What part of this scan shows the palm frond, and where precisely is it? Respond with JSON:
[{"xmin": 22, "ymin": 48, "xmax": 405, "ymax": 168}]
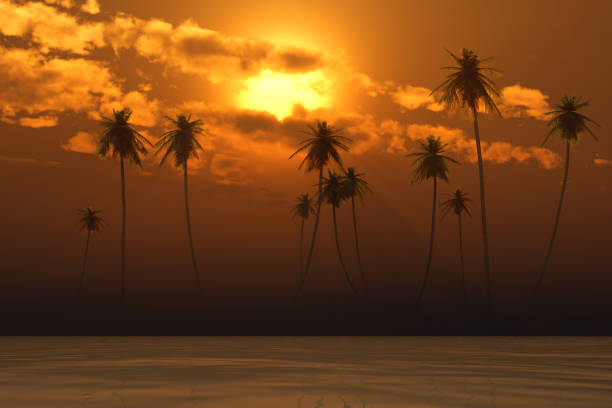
[
  {"xmin": 289, "ymin": 121, "xmax": 352, "ymax": 173},
  {"xmin": 407, "ymin": 135, "xmax": 457, "ymax": 183}
]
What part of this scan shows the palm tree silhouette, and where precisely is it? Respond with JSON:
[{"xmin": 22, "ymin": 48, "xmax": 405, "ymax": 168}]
[
  {"xmin": 407, "ymin": 135, "xmax": 458, "ymax": 308},
  {"xmin": 440, "ymin": 188, "xmax": 472, "ymax": 305},
  {"xmin": 320, "ymin": 170, "xmax": 364, "ymax": 301},
  {"xmin": 98, "ymin": 107, "xmax": 152, "ymax": 305},
  {"xmin": 77, "ymin": 206, "xmax": 104, "ymax": 297},
  {"xmin": 343, "ymin": 167, "xmax": 372, "ymax": 296},
  {"xmin": 289, "ymin": 121, "xmax": 351, "ymax": 297},
  {"xmin": 156, "ymin": 114, "xmax": 205, "ymax": 292},
  {"xmin": 431, "ymin": 48, "xmax": 501, "ymax": 312},
  {"xmin": 291, "ymin": 193, "xmax": 316, "ymax": 280},
  {"xmin": 532, "ymin": 95, "xmax": 599, "ymax": 301}
]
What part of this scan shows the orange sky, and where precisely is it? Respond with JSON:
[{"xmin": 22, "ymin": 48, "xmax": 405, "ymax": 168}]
[{"xmin": 0, "ymin": 0, "xmax": 610, "ymax": 311}]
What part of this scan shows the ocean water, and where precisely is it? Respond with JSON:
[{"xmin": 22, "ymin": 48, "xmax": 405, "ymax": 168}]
[{"xmin": 1, "ymin": 337, "xmax": 611, "ymax": 407}]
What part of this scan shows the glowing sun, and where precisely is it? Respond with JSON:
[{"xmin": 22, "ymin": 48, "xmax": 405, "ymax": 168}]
[{"xmin": 238, "ymin": 69, "xmax": 330, "ymax": 120}]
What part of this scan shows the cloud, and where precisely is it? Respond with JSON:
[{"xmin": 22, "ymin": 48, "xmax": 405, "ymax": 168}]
[
  {"xmin": 0, "ymin": 0, "xmax": 105, "ymax": 55},
  {"xmin": 499, "ymin": 84, "xmax": 551, "ymax": 120},
  {"xmin": 0, "ymin": 45, "xmax": 159, "ymax": 127},
  {"xmin": 594, "ymin": 157, "xmax": 612, "ymax": 167},
  {"xmin": 210, "ymin": 153, "xmax": 250, "ymax": 185},
  {"xmin": 18, "ymin": 115, "xmax": 59, "ymax": 128},
  {"xmin": 392, "ymin": 85, "xmax": 444, "ymax": 112},
  {"xmin": 0, "ymin": 154, "xmax": 61, "ymax": 165},
  {"xmin": 81, "ymin": 0, "xmax": 99, "ymax": 14},
  {"xmin": 61, "ymin": 131, "xmax": 97, "ymax": 154},
  {"xmin": 401, "ymin": 123, "xmax": 560, "ymax": 169},
  {"xmin": 269, "ymin": 47, "xmax": 324, "ymax": 73}
]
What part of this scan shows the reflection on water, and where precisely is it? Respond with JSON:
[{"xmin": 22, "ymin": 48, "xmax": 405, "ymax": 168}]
[{"xmin": 1, "ymin": 337, "xmax": 611, "ymax": 407}]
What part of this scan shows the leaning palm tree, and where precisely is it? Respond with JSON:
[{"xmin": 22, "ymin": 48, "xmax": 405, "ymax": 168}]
[
  {"xmin": 320, "ymin": 170, "xmax": 364, "ymax": 301},
  {"xmin": 156, "ymin": 114, "xmax": 205, "ymax": 292},
  {"xmin": 342, "ymin": 167, "xmax": 372, "ymax": 296},
  {"xmin": 440, "ymin": 188, "xmax": 472, "ymax": 305},
  {"xmin": 407, "ymin": 135, "xmax": 458, "ymax": 308},
  {"xmin": 98, "ymin": 107, "xmax": 152, "ymax": 305},
  {"xmin": 532, "ymin": 95, "xmax": 599, "ymax": 301},
  {"xmin": 431, "ymin": 48, "xmax": 502, "ymax": 312},
  {"xmin": 77, "ymin": 206, "xmax": 104, "ymax": 297},
  {"xmin": 290, "ymin": 193, "xmax": 316, "ymax": 280},
  {"xmin": 289, "ymin": 121, "xmax": 351, "ymax": 296}
]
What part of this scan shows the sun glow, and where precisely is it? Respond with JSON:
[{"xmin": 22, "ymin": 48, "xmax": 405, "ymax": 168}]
[{"xmin": 238, "ymin": 70, "xmax": 330, "ymax": 120}]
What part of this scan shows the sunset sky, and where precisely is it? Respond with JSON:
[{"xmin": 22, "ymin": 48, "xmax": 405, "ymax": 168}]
[{"xmin": 1, "ymin": 0, "xmax": 610, "ymax": 316}]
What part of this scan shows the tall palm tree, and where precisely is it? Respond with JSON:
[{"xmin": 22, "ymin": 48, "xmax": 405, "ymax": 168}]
[
  {"xmin": 532, "ymin": 95, "xmax": 599, "ymax": 301},
  {"xmin": 342, "ymin": 167, "xmax": 372, "ymax": 296},
  {"xmin": 156, "ymin": 114, "xmax": 205, "ymax": 292},
  {"xmin": 320, "ymin": 170, "xmax": 364, "ymax": 301},
  {"xmin": 289, "ymin": 121, "xmax": 351, "ymax": 296},
  {"xmin": 407, "ymin": 135, "xmax": 458, "ymax": 308},
  {"xmin": 98, "ymin": 107, "xmax": 152, "ymax": 305},
  {"xmin": 431, "ymin": 48, "xmax": 502, "ymax": 312},
  {"xmin": 440, "ymin": 188, "xmax": 472, "ymax": 305},
  {"xmin": 77, "ymin": 206, "xmax": 104, "ymax": 297},
  {"xmin": 290, "ymin": 193, "xmax": 316, "ymax": 280}
]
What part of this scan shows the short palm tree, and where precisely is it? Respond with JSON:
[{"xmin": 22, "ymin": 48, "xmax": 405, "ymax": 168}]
[
  {"xmin": 533, "ymin": 95, "xmax": 599, "ymax": 301},
  {"xmin": 156, "ymin": 114, "xmax": 205, "ymax": 292},
  {"xmin": 440, "ymin": 188, "xmax": 471, "ymax": 305},
  {"xmin": 291, "ymin": 193, "xmax": 316, "ymax": 280},
  {"xmin": 77, "ymin": 206, "xmax": 104, "ymax": 297},
  {"xmin": 98, "ymin": 107, "xmax": 152, "ymax": 305},
  {"xmin": 289, "ymin": 121, "xmax": 351, "ymax": 296},
  {"xmin": 320, "ymin": 170, "xmax": 364, "ymax": 301},
  {"xmin": 343, "ymin": 167, "xmax": 371, "ymax": 296},
  {"xmin": 407, "ymin": 135, "xmax": 457, "ymax": 308},
  {"xmin": 431, "ymin": 48, "xmax": 501, "ymax": 312}
]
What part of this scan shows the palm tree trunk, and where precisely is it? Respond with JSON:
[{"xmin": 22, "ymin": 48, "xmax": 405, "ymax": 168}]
[
  {"xmin": 296, "ymin": 167, "xmax": 323, "ymax": 297},
  {"xmin": 299, "ymin": 218, "xmax": 305, "ymax": 281},
  {"xmin": 184, "ymin": 160, "xmax": 201, "ymax": 292},
  {"xmin": 416, "ymin": 176, "xmax": 437, "ymax": 308},
  {"xmin": 120, "ymin": 155, "xmax": 126, "ymax": 306},
  {"xmin": 458, "ymin": 214, "xmax": 467, "ymax": 305},
  {"xmin": 78, "ymin": 230, "xmax": 91, "ymax": 298},
  {"xmin": 332, "ymin": 205, "xmax": 365, "ymax": 302},
  {"xmin": 533, "ymin": 139, "xmax": 571, "ymax": 302},
  {"xmin": 351, "ymin": 196, "xmax": 368, "ymax": 297},
  {"xmin": 472, "ymin": 107, "xmax": 492, "ymax": 313}
]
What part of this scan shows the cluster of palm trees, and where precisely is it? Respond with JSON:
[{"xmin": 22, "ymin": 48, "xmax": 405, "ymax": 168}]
[
  {"xmin": 76, "ymin": 47, "xmax": 599, "ymax": 311},
  {"xmin": 78, "ymin": 110, "xmax": 205, "ymax": 304},
  {"xmin": 289, "ymin": 48, "xmax": 599, "ymax": 310}
]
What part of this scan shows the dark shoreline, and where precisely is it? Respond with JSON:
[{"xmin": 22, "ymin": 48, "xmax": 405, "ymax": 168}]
[{"xmin": 2, "ymin": 303, "xmax": 611, "ymax": 336}]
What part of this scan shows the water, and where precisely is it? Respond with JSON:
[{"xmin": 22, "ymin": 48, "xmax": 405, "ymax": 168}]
[{"xmin": 1, "ymin": 337, "xmax": 611, "ymax": 407}]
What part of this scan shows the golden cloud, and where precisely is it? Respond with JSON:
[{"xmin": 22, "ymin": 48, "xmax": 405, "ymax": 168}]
[
  {"xmin": 499, "ymin": 84, "xmax": 551, "ymax": 120},
  {"xmin": 403, "ymin": 123, "xmax": 560, "ymax": 169},
  {"xmin": 392, "ymin": 85, "xmax": 444, "ymax": 112},
  {"xmin": 61, "ymin": 131, "xmax": 97, "ymax": 154},
  {"xmin": 0, "ymin": 0, "xmax": 105, "ymax": 54},
  {"xmin": 0, "ymin": 45, "xmax": 159, "ymax": 128},
  {"xmin": 18, "ymin": 115, "xmax": 59, "ymax": 128},
  {"xmin": 594, "ymin": 157, "xmax": 612, "ymax": 167}
]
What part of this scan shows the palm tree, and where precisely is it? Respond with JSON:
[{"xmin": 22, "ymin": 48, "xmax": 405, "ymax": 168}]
[
  {"xmin": 98, "ymin": 107, "xmax": 152, "ymax": 305},
  {"xmin": 440, "ymin": 188, "xmax": 472, "ymax": 305},
  {"xmin": 532, "ymin": 95, "xmax": 599, "ymax": 301},
  {"xmin": 407, "ymin": 135, "xmax": 458, "ymax": 308},
  {"xmin": 342, "ymin": 167, "xmax": 372, "ymax": 296},
  {"xmin": 431, "ymin": 48, "xmax": 502, "ymax": 312},
  {"xmin": 77, "ymin": 206, "xmax": 104, "ymax": 297},
  {"xmin": 156, "ymin": 114, "xmax": 205, "ymax": 292},
  {"xmin": 289, "ymin": 121, "xmax": 351, "ymax": 296},
  {"xmin": 320, "ymin": 170, "xmax": 364, "ymax": 301},
  {"xmin": 290, "ymin": 193, "xmax": 316, "ymax": 280}
]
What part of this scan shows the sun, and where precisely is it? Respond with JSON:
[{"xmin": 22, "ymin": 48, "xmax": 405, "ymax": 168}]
[{"xmin": 238, "ymin": 69, "xmax": 330, "ymax": 120}]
